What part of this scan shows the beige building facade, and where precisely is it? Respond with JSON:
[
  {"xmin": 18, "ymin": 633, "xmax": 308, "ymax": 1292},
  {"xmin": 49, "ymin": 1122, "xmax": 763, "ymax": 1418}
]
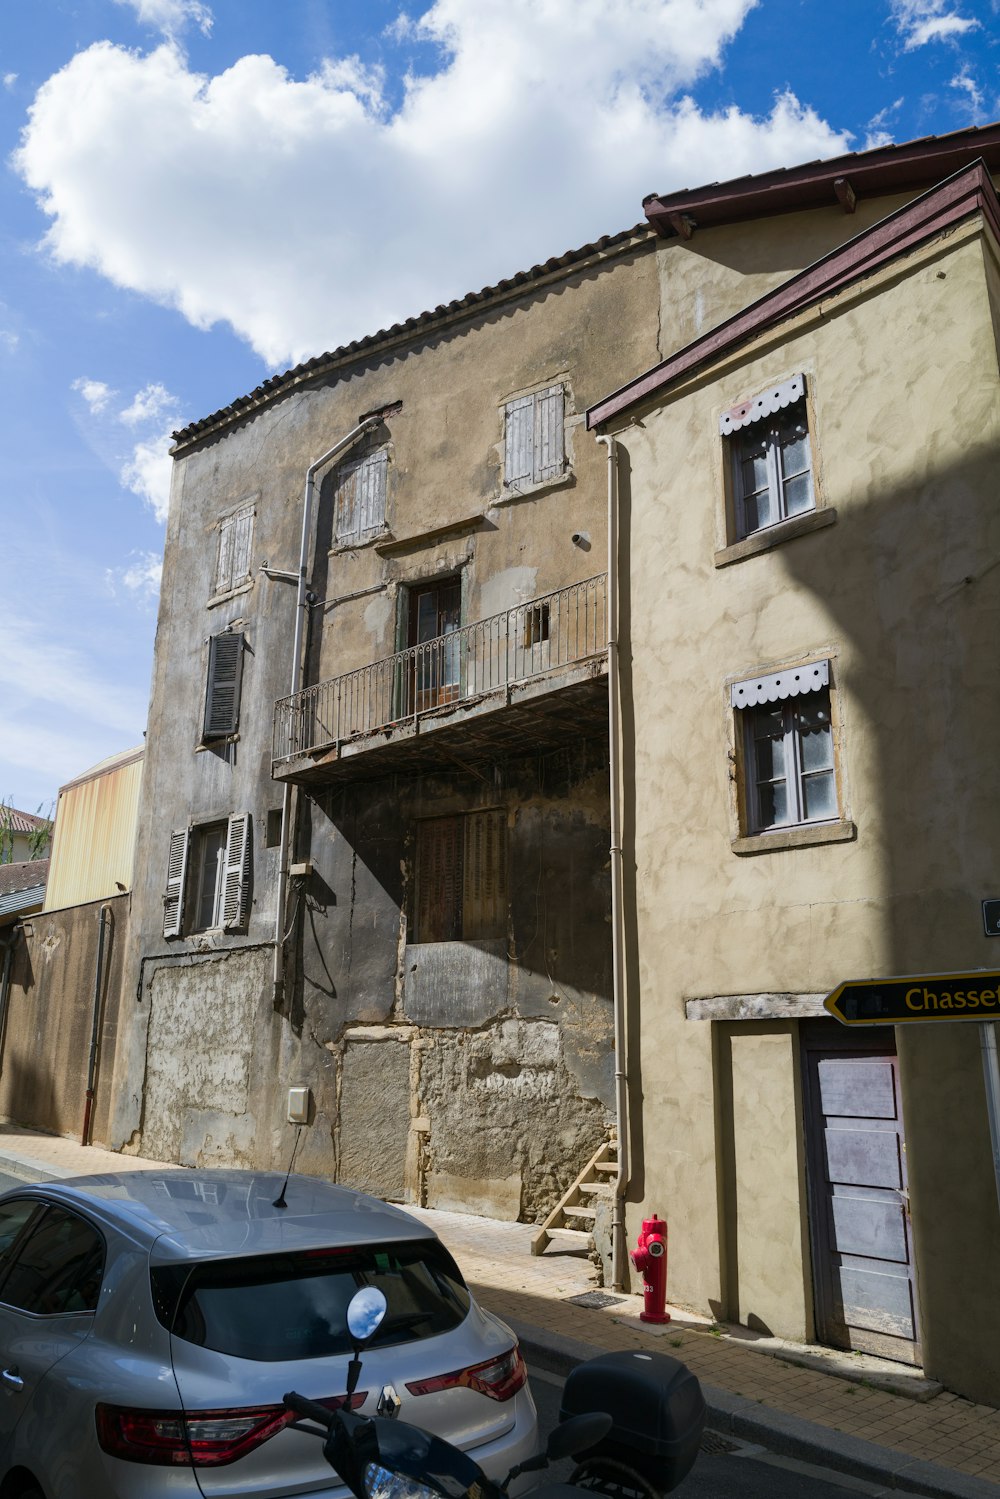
[{"xmin": 590, "ymin": 157, "xmax": 1000, "ymax": 1401}]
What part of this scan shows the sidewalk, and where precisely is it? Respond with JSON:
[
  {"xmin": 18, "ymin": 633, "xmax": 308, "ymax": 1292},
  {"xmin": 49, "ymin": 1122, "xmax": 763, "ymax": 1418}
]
[{"xmin": 1, "ymin": 1124, "xmax": 998, "ymax": 1499}]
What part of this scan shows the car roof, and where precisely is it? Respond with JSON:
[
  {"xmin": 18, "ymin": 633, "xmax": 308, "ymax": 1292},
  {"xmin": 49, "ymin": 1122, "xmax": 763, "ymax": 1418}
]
[{"xmin": 5, "ymin": 1170, "xmax": 434, "ymax": 1262}]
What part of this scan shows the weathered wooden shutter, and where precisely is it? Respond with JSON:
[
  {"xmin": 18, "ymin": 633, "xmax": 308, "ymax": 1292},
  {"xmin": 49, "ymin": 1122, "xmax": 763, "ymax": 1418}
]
[
  {"xmin": 215, "ymin": 515, "xmax": 235, "ymax": 593},
  {"xmin": 203, "ymin": 631, "xmax": 244, "ymax": 740},
  {"xmin": 229, "ymin": 505, "xmax": 254, "ymax": 584},
  {"xmin": 215, "ymin": 505, "xmax": 254, "ymax": 593},
  {"xmin": 504, "ymin": 394, "xmax": 534, "ymax": 489},
  {"xmin": 416, "ymin": 815, "xmax": 462, "ymax": 942},
  {"xmin": 221, "ymin": 812, "xmax": 252, "ymax": 931},
  {"xmin": 336, "ymin": 451, "xmax": 388, "ymax": 543},
  {"xmin": 534, "ymin": 385, "xmax": 564, "ymax": 482},
  {"xmin": 162, "ymin": 828, "xmax": 190, "ymax": 938},
  {"xmin": 463, "ymin": 809, "xmax": 506, "ymax": 940}
]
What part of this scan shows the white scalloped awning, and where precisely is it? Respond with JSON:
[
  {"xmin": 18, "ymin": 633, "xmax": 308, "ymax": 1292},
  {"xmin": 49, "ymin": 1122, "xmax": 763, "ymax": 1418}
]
[
  {"xmin": 719, "ymin": 374, "xmax": 806, "ymax": 435},
  {"xmin": 731, "ymin": 659, "xmax": 829, "ymax": 709}
]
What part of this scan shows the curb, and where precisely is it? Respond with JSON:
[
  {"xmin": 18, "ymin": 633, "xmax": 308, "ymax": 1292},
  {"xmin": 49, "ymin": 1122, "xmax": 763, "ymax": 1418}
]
[
  {"xmin": 508, "ymin": 1321, "xmax": 996, "ymax": 1499},
  {"xmin": 0, "ymin": 1149, "xmax": 72, "ymax": 1183}
]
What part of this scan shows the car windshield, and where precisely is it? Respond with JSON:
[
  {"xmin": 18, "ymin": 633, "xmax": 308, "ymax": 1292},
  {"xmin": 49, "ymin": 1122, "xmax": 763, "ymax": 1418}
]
[{"xmin": 150, "ymin": 1238, "xmax": 470, "ymax": 1362}]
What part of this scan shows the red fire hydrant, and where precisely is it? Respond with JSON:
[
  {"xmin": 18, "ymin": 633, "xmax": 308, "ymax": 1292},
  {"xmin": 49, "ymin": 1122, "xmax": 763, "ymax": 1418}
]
[{"xmin": 631, "ymin": 1214, "xmax": 670, "ymax": 1324}]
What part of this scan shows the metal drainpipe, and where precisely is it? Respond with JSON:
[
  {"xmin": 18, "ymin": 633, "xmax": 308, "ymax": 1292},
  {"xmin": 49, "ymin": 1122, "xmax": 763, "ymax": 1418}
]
[
  {"xmin": 272, "ymin": 417, "xmax": 382, "ymax": 1003},
  {"xmin": 82, "ymin": 904, "xmax": 112, "ymax": 1146},
  {"xmin": 597, "ymin": 432, "xmax": 630, "ymax": 1291},
  {"xmin": 0, "ymin": 932, "xmax": 13, "ymax": 1080}
]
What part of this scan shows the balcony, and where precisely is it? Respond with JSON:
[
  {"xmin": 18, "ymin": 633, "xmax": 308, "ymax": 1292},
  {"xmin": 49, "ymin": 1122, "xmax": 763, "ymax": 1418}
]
[{"xmin": 272, "ymin": 574, "xmax": 608, "ymax": 786}]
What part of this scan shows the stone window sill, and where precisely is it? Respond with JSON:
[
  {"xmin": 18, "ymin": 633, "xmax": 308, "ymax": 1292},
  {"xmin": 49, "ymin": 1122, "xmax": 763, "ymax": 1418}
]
[
  {"xmin": 732, "ymin": 819, "xmax": 856, "ymax": 856},
  {"xmin": 494, "ymin": 469, "xmax": 574, "ymax": 507},
  {"xmin": 715, "ymin": 507, "xmax": 837, "ymax": 568},
  {"xmin": 207, "ymin": 579, "xmax": 254, "ymax": 609}
]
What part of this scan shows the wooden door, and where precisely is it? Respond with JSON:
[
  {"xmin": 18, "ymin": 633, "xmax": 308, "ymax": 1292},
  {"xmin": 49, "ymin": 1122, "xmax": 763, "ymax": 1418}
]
[
  {"xmin": 802, "ymin": 1024, "xmax": 919, "ymax": 1364},
  {"xmin": 408, "ymin": 577, "xmax": 461, "ymax": 712}
]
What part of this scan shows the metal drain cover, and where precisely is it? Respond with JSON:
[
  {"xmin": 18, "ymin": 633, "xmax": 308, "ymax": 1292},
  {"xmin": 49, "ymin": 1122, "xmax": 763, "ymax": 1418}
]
[
  {"xmin": 566, "ymin": 1291, "xmax": 627, "ymax": 1309},
  {"xmin": 700, "ymin": 1431, "xmax": 740, "ymax": 1455}
]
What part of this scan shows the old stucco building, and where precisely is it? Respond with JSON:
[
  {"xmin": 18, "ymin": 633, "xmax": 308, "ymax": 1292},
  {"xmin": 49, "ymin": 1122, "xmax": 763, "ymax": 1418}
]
[
  {"xmin": 109, "ymin": 219, "xmax": 662, "ymax": 1221},
  {"xmin": 105, "ymin": 121, "xmax": 1000, "ymax": 1403},
  {"xmin": 590, "ymin": 148, "xmax": 1000, "ymax": 1401}
]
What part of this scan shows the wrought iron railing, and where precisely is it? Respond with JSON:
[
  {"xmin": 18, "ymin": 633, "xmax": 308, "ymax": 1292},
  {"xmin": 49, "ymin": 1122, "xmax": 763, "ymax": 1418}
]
[{"xmin": 273, "ymin": 573, "xmax": 607, "ymax": 764}]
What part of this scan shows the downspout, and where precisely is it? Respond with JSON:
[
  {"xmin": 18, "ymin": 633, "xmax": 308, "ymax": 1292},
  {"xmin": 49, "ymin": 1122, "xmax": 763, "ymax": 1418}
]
[
  {"xmin": 597, "ymin": 432, "xmax": 630, "ymax": 1291},
  {"xmin": 0, "ymin": 931, "xmax": 14, "ymax": 1081},
  {"xmin": 82, "ymin": 903, "xmax": 112, "ymax": 1146},
  {"xmin": 272, "ymin": 417, "xmax": 381, "ymax": 1003}
]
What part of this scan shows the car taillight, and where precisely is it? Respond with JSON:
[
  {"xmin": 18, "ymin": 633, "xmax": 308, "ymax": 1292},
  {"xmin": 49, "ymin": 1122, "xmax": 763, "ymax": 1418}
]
[
  {"xmin": 95, "ymin": 1392, "xmax": 366, "ymax": 1467},
  {"xmin": 405, "ymin": 1344, "xmax": 527, "ymax": 1402}
]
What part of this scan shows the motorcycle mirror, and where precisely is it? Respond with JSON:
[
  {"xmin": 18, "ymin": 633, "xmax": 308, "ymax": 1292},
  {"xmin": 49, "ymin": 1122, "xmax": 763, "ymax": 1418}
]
[
  {"xmin": 547, "ymin": 1411, "xmax": 613, "ymax": 1463},
  {"xmin": 346, "ymin": 1286, "xmax": 388, "ymax": 1346}
]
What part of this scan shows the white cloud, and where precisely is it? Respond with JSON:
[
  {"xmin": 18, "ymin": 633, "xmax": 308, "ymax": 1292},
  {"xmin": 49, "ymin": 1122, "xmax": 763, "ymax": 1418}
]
[
  {"xmin": 950, "ymin": 64, "xmax": 986, "ymax": 119},
  {"xmin": 72, "ymin": 376, "xmax": 116, "ymax": 413},
  {"xmin": 889, "ymin": 2, "xmax": 979, "ymax": 49},
  {"xmin": 0, "ymin": 330, "xmax": 18, "ymax": 354},
  {"xmin": 112, "ymin": 0, "xmax": 213, "ymax": 39},
  {"xmin": 863, "ymin": 98, "xmax": 904, "ymax": 151},
  {"xmin": 120, "ymin": 429, "xmax": 175, "ymax": 522},
  {"xmin": 3, "ymin": 73, "xmax": 17, "ymax": 91},
  {"xmin": 119, "ymin": 381, "xmax": 177, "ymax": 428},
  {"xmin": 111, "ymin": 550, "xmax": 163, "ymax": 599},
  {"xmin": 13, "ymin": 3, "xmax": 851, "ymax": 369}
]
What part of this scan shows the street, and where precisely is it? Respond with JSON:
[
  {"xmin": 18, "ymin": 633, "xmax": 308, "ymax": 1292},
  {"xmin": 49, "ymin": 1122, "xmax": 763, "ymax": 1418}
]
[{"xmin": 528, "ymin": 1370, "xmax": 922, "ymax": 1499}]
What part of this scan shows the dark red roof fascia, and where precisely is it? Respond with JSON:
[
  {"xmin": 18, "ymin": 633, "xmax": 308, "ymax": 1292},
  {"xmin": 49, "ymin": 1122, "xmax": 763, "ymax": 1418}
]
[
  {"xmin": 588, "ymin": 161, "xmax": 999, "ymax": 432},
  {"xmin": 643, "ymin": 121, "xmax": 1000, "ymax": 237}
]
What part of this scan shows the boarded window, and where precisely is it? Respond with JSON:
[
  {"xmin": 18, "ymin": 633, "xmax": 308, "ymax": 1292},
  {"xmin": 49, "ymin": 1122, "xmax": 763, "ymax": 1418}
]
[
  {"xmin": 503, "ymin": 385, "xmax": 565, "ymax": 490},
  {"xmin": 202, "ymin": 631, "xmax": 244, "ymax": 741},
  {"xmin": 215, "ymin": 504, "xmax": 254, "ymax": 595},
  {"xmin": 335, "ymin": 449, "xmax": 389, "ymax": 545},
  {"xmin": 414, "ymin": 810, "xmax": 505, "ymax": 942}
]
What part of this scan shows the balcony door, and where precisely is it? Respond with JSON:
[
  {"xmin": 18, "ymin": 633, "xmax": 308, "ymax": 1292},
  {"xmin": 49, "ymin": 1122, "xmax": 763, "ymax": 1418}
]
[{"xmin": 408, "ymin": 576, "xmax": 462, "ymax": 713}]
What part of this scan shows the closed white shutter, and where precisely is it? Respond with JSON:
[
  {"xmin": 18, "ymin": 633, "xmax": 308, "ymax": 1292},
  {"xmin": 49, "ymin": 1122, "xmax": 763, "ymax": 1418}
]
[
  {"xmin": 162, "ymin": 829, "xmax": 190, "ymax": 938},
  {"xmin": 215, "ymin": 505, "xmax": 254, "ymax": 593},
  {"xmin": 221, "ymin": 812, "xmax": 252, "ymax": 931},
  {"xmin": 504, "ymin": 394, "xmax": 534, "ymax": 489},
  {"xmin": 534, "ymin": 385, "xmax": 564, "ymax": 482},
  {"xmin": 336, "ymin": 451, "xmax": 388, "ymax": 543},
  {"xmin": 203, "ymin": 631, "xmax": 244, "ymax": 740}
]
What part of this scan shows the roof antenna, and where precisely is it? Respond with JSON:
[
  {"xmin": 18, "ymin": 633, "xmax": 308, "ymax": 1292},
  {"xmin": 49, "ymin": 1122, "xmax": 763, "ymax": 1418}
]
[{"xmin": 272, "ymin": 1125, "xmax": 304, "ymax": 1210}]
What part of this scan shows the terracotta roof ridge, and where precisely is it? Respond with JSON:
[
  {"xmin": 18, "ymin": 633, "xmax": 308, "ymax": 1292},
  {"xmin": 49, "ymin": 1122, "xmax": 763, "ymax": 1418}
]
[{"xmin": 171, "ymin": 222, "xmax": 651, "ymax": 449}]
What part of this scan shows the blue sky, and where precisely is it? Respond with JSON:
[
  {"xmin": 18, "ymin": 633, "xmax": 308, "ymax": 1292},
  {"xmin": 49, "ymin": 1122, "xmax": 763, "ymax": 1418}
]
[{"xmin": 0, "ymin": 0, "xmax": 996, "ymax": 815}]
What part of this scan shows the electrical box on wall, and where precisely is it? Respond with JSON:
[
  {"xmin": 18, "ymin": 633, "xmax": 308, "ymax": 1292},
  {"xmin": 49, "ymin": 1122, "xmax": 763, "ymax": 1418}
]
[{"xmin": 287, "ymin": 1085, "xmax": 313, "ymax": 1125}]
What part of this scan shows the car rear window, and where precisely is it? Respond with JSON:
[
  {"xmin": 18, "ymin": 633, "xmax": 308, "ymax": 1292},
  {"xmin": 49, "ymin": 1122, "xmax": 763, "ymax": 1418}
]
[{"xmin": 151, "ymin": 1238, "xmax": 471, "ymax": 1362}]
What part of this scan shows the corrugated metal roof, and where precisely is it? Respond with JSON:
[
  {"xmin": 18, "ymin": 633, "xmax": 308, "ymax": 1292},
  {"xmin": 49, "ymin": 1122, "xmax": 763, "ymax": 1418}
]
[
  {"xmin": 0, "ymin": 884, "xmax": 46, "ymax": 922},
  {"xmin": 170, "ymin": 223, "xmax": 652, "ymax": 450},
  {"xmin": 57, "ymin": 744, "xmax": 144, "ymax": 794}
]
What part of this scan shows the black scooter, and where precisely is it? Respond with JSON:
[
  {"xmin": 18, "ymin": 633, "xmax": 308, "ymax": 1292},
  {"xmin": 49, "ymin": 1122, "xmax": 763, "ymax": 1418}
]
[{"xmin": 284, "ymin": 1286, "xmax": 705, "ymax": 1499}]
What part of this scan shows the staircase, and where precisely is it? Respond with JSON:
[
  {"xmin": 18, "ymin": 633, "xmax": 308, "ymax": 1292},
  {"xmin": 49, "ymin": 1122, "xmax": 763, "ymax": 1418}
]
[{"xmin": 530, "ymin": 1138, "xmax": 618, "ymax": 1256}]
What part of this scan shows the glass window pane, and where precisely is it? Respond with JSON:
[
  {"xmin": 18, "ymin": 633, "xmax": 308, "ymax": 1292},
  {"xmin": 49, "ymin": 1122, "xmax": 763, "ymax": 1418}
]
[
  {"xmin": 802, "ymin": 769, "xmax": 837, "ymax": 821},
  {"xmin": 798, "ymin": 713, "xmax": 833, "ymax": 772},
  {"xmin": 756, "ymin": 778, "xmax": 788, "ymax": 828},
  {"xmin": 783, "ymin": 471, "xmax": 813, "ymax": 517},
  {"xmin": 778, "ymin": 417, "xmax": 810, "ymax": 476},
  {"xmin": 2, "ymin": 1208, "xmax": 104, "ymax": 1315},
  {"xmin": 0, "ymin": 1200, "xmax": 40, "ymax": 1275}
]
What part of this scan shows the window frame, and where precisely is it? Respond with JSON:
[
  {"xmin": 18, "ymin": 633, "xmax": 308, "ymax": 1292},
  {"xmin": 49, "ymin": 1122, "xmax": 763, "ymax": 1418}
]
[
  {"xmin": 502, "ymin": 383, "xmax": 567, "ymax": 494},
  {"xmin": 729, "ymin": 658, "xmax": 854, "ymax": 854},
  {"xmin": 412, "ymin": 809, "xmax": 507, "ymax": 944},
  {"xmin": 333, "ymin": 447, "xmax": 390, "ymax": 549},
  {"xmin": 213, "ymin": 503, "xmax": 255, "ymax": 599},
  {"xmin": 742, "ymin": 690, "xmax": 837, "ymax": 834},
  {"xmin": 162, "ymin": 813, "xmax": 253, "ymax": 938},
  {"xmin": 722, "ymin": 375, "xmax": 815, "ymax": 545}
]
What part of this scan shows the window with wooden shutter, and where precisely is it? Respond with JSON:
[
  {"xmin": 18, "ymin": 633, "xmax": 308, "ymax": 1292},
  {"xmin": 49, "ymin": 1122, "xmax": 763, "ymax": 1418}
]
[
  {"xmin": 202, "ymin": 631, "xmax": 244, "ymax": 741},
  {"xmin": 162, "ymin": 829, "xmax": 190, "ymax": 938},
  {"xmin": 215, "ymin": 504, "xmax": 255, "ymax": 594},
  {"xmin": 414, "ymin": 810, "xmax": 505, "ymax": 942},
  {"xmin": 335, "ymin": 449, "xmax": 388, "ymax": 545},
  {"xmin": 222, "ymin": 812, "xmax": 252, "ymax": 931},
  {"xmin": 503, "ymin": 385, "xmax": 565, "ymax": 491}
]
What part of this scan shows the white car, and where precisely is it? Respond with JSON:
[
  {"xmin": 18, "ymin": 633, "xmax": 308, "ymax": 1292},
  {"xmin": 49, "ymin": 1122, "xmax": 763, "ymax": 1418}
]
[{"xmin": 0, "ymin": 1169, "xmax": 538, "ymax": 1498}]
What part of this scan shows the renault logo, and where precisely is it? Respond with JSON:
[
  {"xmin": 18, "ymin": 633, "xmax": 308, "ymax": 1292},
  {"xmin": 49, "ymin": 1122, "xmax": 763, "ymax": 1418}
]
[{"xmin": 376, "ymin": 1384, "xmax": 402, "ymax": 1419}]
